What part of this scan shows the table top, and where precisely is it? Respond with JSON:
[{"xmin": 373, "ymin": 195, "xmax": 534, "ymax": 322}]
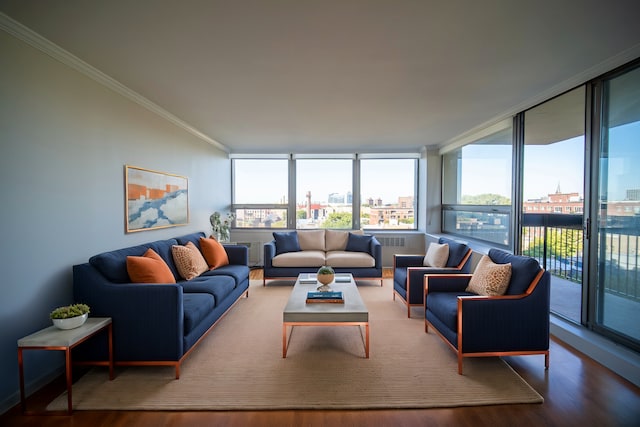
[
  {"xmin": 18, "ymin": 317, "xmax": 112, "ymax": 348},
  {"xmin": 283, "ymin": 274, "xmax": 368, "ymax": 323}
]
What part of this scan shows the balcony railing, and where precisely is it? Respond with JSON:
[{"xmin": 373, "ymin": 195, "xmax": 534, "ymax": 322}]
[{"xmin": 522, "ymin": 213, "xmax": 640, "ymax": 302}]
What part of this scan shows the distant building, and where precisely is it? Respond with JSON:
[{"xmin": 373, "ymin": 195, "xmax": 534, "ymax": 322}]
[{"xmin": 523, "ymin": 191, "xmax": 584, "ymax": 214}]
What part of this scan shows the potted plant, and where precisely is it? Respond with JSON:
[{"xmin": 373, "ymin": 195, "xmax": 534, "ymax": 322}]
[
  {"xmin": 316, "ymin": 266, "xmax": 335, "ymax": 291},
  {"xmin": 50, "ymin": 303, "xmax": 90, "ymax": 330},
  {"xmin": 210, "ymin": 211, "xmax": 235, "ymax": 242}
]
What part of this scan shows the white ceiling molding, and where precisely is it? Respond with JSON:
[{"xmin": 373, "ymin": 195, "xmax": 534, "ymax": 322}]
[{"xmin": 0, "ymin": 12, "xmax": 228, "ymax": 153}]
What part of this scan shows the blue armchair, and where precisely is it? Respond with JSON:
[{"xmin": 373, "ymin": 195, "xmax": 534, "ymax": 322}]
[
  {"xmin": 393, "ymin": 237, "xmax": 472, "ymax": 317},
  {"xmin": 424, "ymin": 249, "xmax": 550, "ymax": 374}
]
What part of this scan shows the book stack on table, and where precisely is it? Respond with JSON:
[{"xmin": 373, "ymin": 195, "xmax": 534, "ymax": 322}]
[{"xmin": 306, "ymin": 291, "xmax": 344, "ymax": 304}]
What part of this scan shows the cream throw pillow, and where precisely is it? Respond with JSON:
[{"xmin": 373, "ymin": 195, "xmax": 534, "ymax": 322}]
[
  {"xmin": 423, "ymin": 242, "xmax": 449, "ymax": 267},
  {"xmin": 171, "ymin": 241, "xmax": 209, "ymax": 280},
  {"xmin": 466, "ymin": 255, "xmax": 512, "ymax": 296}
]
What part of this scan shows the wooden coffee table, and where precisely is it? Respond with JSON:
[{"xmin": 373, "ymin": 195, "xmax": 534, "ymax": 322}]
[{"xmin": 282, "ymin": 273, "xmax": 369, "ymax": 358}]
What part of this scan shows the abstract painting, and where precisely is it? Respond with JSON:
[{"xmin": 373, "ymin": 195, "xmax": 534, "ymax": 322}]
[{"xmin": 125, "ymin": 165, "xmax": 189, "ymax": 233}]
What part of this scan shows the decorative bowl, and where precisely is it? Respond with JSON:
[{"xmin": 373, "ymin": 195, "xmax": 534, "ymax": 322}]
[{"xmin": 52, "ymin": 313, "xmax": 88, "ymax": 330}]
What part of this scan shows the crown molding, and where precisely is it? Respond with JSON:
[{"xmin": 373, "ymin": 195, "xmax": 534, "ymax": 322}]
[{"xmin": 0, "ymin": 12, "xmax": 228, "ymax": 152}]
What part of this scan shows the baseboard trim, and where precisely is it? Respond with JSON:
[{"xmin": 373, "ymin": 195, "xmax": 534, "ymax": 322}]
[{"xmin": 551, "ymin": 315, "xmax": 640, "ymax": 388}]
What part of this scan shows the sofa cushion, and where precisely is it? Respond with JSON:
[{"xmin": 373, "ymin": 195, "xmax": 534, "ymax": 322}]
[
  {"xmin": 273, "ymin": 231, "xmax": 301, "ymax": 255},
  {"xmin": 182, "ymin": 275, "xmax": 236, "ymax": 305},
  {"xmin": 439, "ymin": 238, "xmax": 469, "ymax": 268},
  {"xmin": 182, "ymin": 292, "xmax": 215, "ymax": 335},
  {"xmin": 172, "ymin": 242, "xmax": 209, "ymax": 280},
  {"xmin": 428, "ymin": 291, "xmax": 475, "ymax": 332},
  {"xmin": 345, "ymin": 233, "xmax": 372, "ymax": 252},
  {"xmin": 272, "ymin": 250, "xmax": 325, "ymax": 267},
  {"xmin": 423, "ymin": 242, "xmax": 449, "ymax": 267},
  {"xmin": 126, "ymin": 248, "xmax": 177, "ymax": 284},
  {"xmin": 200, "ymin": 264, "xmax": 250, "ymax": 287},
  {"xmin": 489, "ymin": 249, "xmax": 541, "ymax": 295},
  {"xmin": 175, "ymin": 232, "xmax": 206, "ymax": 249},
  {"xmin": 199, "ymin": 237, "xmax": 229, "ymax": 269},
  {"xmin": 466, "ymin": 255, "xmax": 512, "ymax": 296},
  {"xmin": 325, "ymin": 251, "xmax": 375, "ymax": 268},
  {"xmin": 297, "ymin": 230, "xmax": 325, "ymax": 251},
  {"xmin": 89, "ymin": 239, "xmax": 178, "ymax": 284},
  {"xmin": 325, "ymin": 229, "xmax": 353, "ymax": 251}
]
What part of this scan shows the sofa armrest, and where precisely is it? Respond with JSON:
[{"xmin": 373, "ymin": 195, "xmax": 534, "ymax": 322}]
[
  {"xmin": 394, "ymin": 254, "xmax": 425, "ymax": 269},
  {"xmin": 424, "ymin": 274, "xmax": 472, "ymax": 294},
  {"xmin": 223, "ymin": 244, "xmax": 249, "ymax": 265},
  {"xmin": 457, "ymin": 278, "xmax": 550, "ymax": 352},
  {"xmin": 73, "ymin": 263, "xmax": 184, "ymax": 360},
  {"xmin": 263, "ymin": 240, "xmax": 276, "ymax": 268},
  {"xmin": 370, "ymin": 237, "xmax": 382, "ymax": 268}
]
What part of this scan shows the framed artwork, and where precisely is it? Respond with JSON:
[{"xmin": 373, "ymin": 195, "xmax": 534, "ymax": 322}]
[{"xmin": 125, "ymin": 165, "xmax": 189, "ymax": 233}]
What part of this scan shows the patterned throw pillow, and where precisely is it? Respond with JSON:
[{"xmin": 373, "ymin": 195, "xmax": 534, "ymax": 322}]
[
  {"xmin": 423, "ymin": 242, "xmax": 449, "ymax": 267},
  {"xmin": 172, "ymin": 242, "xmax": 209, "ymax": 280},
  {"xmin": 466, "ymin": 255, "xmax": 512, "ymax": 296},
  {"xmin": 126, "ymin": 248, "xmax": 176, "ymax": 284},
  {"xmin": 199, "ymin": 237, "xmax": 230, "ymax": 269}
]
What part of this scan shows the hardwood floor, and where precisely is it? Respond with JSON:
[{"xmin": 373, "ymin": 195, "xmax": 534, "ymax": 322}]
[{"xmin": 3, "ymin": 269, "xmax": 639, "ymax": 427}]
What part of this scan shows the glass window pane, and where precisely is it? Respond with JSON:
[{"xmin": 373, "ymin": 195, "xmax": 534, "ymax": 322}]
[
  {"xmin": 234, "ymin": 208, "xmax": 287, "ymax": 228},
  {"xmin": 596, "ymin": 65, "xmax": 640, "ymax": 346},
  {"xmin": 296, "ymin": 159, "xmax": 352, "ymax": 229},
  {"xmin": 442, "ymin": 127, "xmax": 512, "ymax": 205},
  {"xmin": 522, "ymin": 86, "xmax": 585, "ymax": 323},
  {"xmin": 360, "ymin": 159, "xmax": 416, "ymax": 229},
  {"xmin": 233, "ymin": 159, "xmax": 288, "ymax": 204}
]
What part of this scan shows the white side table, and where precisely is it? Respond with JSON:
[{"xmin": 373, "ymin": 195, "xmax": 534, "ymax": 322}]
[{"xmin": 17, "ymin": 317, "xmax": 113, "ymax": 414}]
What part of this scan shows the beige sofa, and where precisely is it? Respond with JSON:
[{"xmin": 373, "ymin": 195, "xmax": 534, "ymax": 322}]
[{"xmin": 263, "ymin": 229, "xmax": 383, "ymax": 285}]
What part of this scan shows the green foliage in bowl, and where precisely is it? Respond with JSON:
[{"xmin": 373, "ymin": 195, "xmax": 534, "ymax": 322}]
[
  {"xmin": 50, "ymin": 303, "xmax": 90, "ymax": 319},
  {"xmin": 317, "ymin": 266, "xmax": 335, "ymax": 275}
]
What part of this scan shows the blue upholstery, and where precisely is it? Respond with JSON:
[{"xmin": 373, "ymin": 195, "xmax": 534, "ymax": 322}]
[
  {"xmin": 345, "ymin": 233, "xmax": 372, "ymax": 252},
  {"xmin": 424, "ymin": 248, "xmax": 550, "ymax": 374},
  {"xmin": 393, "ymin": 237, "xmax": 471, "ymax": 317},
  {"xmin": 273, "ymin": 231, "xmax": 301, "ymax": 255},
  {"xmin": 183, "ymin": 293, "xmax": 215, "ymax": 335},
  {"xmin": 73, "ymin": 232, "xmax": 249, "ymax": 373}
]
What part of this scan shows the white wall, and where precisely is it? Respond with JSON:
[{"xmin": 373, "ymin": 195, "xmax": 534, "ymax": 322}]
[{"xmin": 0, "ymin": 30, "xmax": 230, "ymax": 413}]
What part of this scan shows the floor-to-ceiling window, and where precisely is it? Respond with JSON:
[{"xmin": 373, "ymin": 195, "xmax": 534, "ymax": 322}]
[
  {"xmin": 591, "ymin": 63, "xmax": 640, "ymax": 351},
  {"xmin": 521, "ymin": 87, "xmax": 586, "ymax": 323}
]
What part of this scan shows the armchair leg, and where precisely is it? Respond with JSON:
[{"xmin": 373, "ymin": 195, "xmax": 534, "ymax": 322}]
[
  {"xmin": 545, "ymin": 352, "xmax": 549, "ymax": 369},
  {"xmin": 458, "ymin": 355, "xmax": 463, "ymax": 375},
  {"xmin": 407, "ymin": 305, "xmax": 411, "ymax": 318}
]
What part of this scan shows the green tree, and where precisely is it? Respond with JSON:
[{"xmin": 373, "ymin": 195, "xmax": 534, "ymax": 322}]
[
  {"xmin": 461, "ymin": 193, "xmax": 511, "ymax": 205},
  {"xmin": 297, "ymin": 210, "xmax": 307, "ymax": 219},
  {"xmin": 321, "ymin": 212, "xmax": 352, "ymax": 229}
]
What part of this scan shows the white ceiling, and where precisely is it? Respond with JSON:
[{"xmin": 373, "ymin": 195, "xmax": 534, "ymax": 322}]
[{"xmin": 2, "ymin": 0, "xmax": 640, "ymax": 154}]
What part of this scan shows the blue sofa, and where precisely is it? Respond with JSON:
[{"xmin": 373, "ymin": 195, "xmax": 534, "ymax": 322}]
[
  {"xmin": 73, "ymin": 232, "xmax": 249, "ymax": 378},
  {"xmin": 263, "ymin": 229, "xmax": 383, "ymax": 285}
]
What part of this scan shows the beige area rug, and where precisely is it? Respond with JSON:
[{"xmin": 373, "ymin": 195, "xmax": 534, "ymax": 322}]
[{"xmin": 49, "ymin": 280, "xmax": 543, "ymax": 411}]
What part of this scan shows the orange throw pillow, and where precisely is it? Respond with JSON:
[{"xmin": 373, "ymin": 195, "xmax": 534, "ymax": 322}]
[
  {"xmin": 126, "ymin": 248, "xmax": 176, "ymax": 283},
  {"xmin": 199, "ymin": 237, "xmax": 229, "ymax": 270}
]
